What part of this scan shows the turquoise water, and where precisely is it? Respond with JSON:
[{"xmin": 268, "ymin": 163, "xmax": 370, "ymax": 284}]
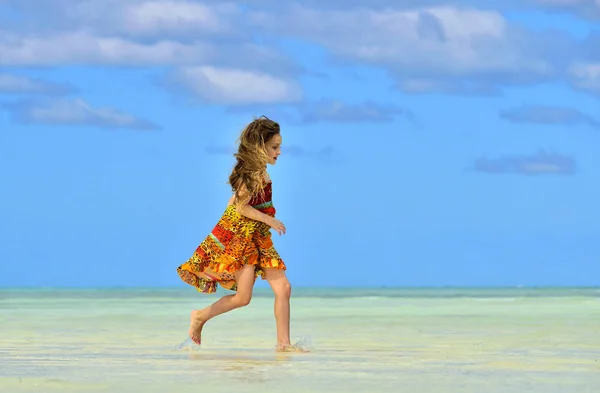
[{"xmin": 1, "ymin": 287, "xmax": 599, "ymax": 392}]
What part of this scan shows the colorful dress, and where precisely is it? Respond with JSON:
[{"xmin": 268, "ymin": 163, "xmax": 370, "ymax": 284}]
[{"xmin": 176, "ymin": 181, "xmax": 286, "ymax": 294}]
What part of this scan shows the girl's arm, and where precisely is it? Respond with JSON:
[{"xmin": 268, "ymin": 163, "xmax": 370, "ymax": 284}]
[
  {"xmin": 228, "ymin": 187, "xmax": 273, "ymax": 226},
  {"xmin": 236, "ymin": 203, "xmax": 273, "ymax": 225}
]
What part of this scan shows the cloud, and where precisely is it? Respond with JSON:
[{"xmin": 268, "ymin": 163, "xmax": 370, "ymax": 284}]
[
  {"xmin": 0, "ymin": 1, "xmax": 298, "ymax": 72},
  {"xmin": 0, "ymin": 31, "xmax": 216, "ymax": 66},
  {"xmin": 499, "ymin": 104, "xmax": 600, "ymax": 129},
  {"xmin": 472, "ymin": 150, "xmax": 577, "ymax": 175},
  {"xmin": 0, "ymin": 73, "xmax": 74, "ymax": 94},
  {"xmin": 167, "ymin": 66, "xmax": 302, "ymax": 105},
  {"xmin": 1, "ymin": 98, "xmax": 160, "ymax": 130},
  {"xmin": 567, "ymin": 62, "xmax": 600, "ymax": 95},
  {"xmin": 522, "ymin": 0, "xmax": 600, "ymax": 20},
  {"xmin": 0, "ymin": 0, "xmax": 593, "ymax": 99},
  {"xmin": 0, "ymin": 30, "xmax": 301, "ymax": 76},
  {"xmin": 65, "ymin": 1, "xmax": 242, "ymax": 39},
  {"xmin": 297, "ymin": 100, "xmax": 413, "ymax": 124},
  {"xmin": 0, "ymin": 0, "xmax": 242, "ymax": 37},
  {"xmin": 397, "ymin": 79, "xmax": 502, "ymax": 95},
  {"xmin": 250, "ymin": 5, "xmax": 570, "ymax": 95}
]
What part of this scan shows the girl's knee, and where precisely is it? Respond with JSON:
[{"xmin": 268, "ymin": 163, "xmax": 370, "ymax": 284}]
[
  {"xmin": 275, "ymin": 279, "xmax": 292, "ymax": 299},
  {"xmin": 233, "ymin": 293, "xmax": 252, "ymax": 307}
]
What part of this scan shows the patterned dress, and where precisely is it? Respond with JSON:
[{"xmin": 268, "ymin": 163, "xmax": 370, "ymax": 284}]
[{"xmin": 176, "ymin": 181, "xmax": 286, "ymax": 294}]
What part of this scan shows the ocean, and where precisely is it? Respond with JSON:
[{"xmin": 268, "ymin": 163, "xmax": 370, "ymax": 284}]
[{"xmin": 1, "ymin": 287, "xmax": 599, "ymax": 393}]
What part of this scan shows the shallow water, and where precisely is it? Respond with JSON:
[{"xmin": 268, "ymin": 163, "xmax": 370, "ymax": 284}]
[{"xmin": 1, "ymin": 287, "xmax": 599, "ymax": 392}]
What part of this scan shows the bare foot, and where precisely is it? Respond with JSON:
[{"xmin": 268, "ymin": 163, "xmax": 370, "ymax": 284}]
[
  {"xmin": 276, "ymin": 344, "xmax": 308, "ymax": 353},
  {"xmin": 189, "ymin": 310, "xmax": 207, "ymax": 345}
]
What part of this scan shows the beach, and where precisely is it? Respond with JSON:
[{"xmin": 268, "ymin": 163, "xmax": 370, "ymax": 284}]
[{"xmin": 1, "ymin": 287, "xmax": 598, "ymax": 393}]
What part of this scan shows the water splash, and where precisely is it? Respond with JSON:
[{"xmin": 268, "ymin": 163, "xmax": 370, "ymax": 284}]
[
  {"xmin": 275, "ymin": 336, "xmax": 314, "ymax": 352},
  {"xmin": 175, "ymin": 337, "xmax": 201, "ymax": 352},
  {"xmin": 294, "ymin": 336, "xmax": 313, "ymax": 352},
  {"xmin": 175, "ymin": 336, "xmax": 314, "ymax": 353}
]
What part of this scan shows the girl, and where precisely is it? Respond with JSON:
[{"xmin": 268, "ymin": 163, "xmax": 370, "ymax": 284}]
[{"xmin": 176, "ymin": 116, "xmax": 300, "ymax": 352}]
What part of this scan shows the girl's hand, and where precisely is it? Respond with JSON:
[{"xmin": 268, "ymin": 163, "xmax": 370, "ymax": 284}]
[{"xmin": 268, "ymin": 217, "xmax": 286, "ymax": 235}]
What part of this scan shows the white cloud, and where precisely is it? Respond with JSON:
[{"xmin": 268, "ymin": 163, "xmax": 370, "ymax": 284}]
[
  {"xmin": 0, "ymin": 31, "xmax": 215, "ymax": 66},
  {"xmin": 473, "ymin": 151, "xmax": 577, "ymax": 175},
  {"xmin": 256, "ymin": 7, "xmax": 547, "ymax": 74},
  {"xmin": 64, "ymin": 0, "xmax": 242, "ymax": 38},
  {"xmin": 251, "ymin": 5, "xmax": 559, "ymax": 93},
  {"xmin": 523, "ymin": 0, "xmax": 600, "ymax": 19},
  {"xmin": 0, "ymin": 73, "xmax": 72, "ymax": 94},
  {"xmin": 0, "ymin": 1, "xmax": 277, "ymax": 68},
  {"xmin": 397, "ymin": 79, "xmax": 501, "ymax": 95},
  {"xmin": 169, "ymin": 66, "xmax": 302, "ymax": 105},
  {"xmin": 500, "ymin": 104, "xmax": 600, "ymax": 128},
  {"xmin": 0, "ymin": 0, "xmax": 590, "ymax": 100},
  {"xmin": 532, "ymin": 0, "xmax": 586, "ymax": 5},
  {"xmin": 2, "ymin": 98, "xmax": 160, "ymax": 130},
  {"xmin": 567, "ymin": 62, "xmax": 600, "ymax": 94},
  {"xmin": 298, "ymin": 100, "xmax": 412, "ymax": 124}
]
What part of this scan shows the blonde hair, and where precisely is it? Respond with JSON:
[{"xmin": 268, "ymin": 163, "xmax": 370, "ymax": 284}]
[{"xmin": 228, "ymin": 116, "xmax": 280, "ymax": 207}]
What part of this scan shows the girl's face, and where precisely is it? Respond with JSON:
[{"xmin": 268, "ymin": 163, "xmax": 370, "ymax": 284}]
[{"xmin": 265, "ymin": 133, "xmax": 282, "ymax": 165}]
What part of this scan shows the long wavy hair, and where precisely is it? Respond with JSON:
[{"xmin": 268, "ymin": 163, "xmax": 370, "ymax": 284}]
[{"xmin": 228, "ymin": 116, "xmax": 280, "ymax": 207}]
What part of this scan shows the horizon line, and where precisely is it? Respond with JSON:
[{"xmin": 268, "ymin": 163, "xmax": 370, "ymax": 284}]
[{"xmin": 1, "ymin": 285, "xmax": 598, "ymax": 290}]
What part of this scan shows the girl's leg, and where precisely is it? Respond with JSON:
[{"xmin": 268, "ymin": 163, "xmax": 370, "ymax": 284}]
[
  {"xmin": 264, "ymin": 268, "xmax": 292, "ymax": 350},
  {"xmin": 189, "ymin": 264, "xmax": 256, "ymax": 344}
]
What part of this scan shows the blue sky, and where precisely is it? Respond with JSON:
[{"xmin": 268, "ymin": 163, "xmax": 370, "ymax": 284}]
[{"xmin": 1, "ymin": 0, "xmax": 598, "ymax": 288}]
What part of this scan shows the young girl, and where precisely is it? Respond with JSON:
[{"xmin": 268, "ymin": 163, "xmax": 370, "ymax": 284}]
[{"xmin": 176, "ymin": 116, "xmax": 300, "ymax": 352}]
